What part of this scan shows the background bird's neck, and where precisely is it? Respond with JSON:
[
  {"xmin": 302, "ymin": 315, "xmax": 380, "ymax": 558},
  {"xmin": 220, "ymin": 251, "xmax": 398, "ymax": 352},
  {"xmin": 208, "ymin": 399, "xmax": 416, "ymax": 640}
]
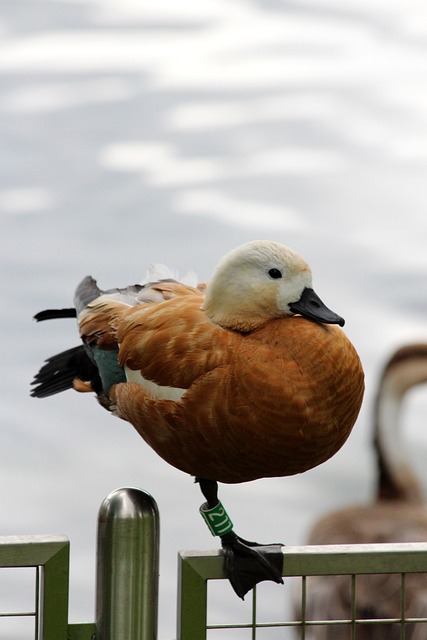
[{"xmin": 374, "ymin": 345, "xmax": 427, "ymax": 504}]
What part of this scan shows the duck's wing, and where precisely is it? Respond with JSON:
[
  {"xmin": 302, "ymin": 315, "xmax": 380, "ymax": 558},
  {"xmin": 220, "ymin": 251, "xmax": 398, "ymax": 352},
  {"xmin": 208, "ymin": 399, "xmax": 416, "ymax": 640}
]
[
  {"xmin": 73, "ymin": 275, "xmax": 170, "ymax": 315},
  {"xmin": 76, "ymin": 279, "xmax": 204, "ymax": 350},
  {"xmin": 31, "ymin": 277, "xmax": 203, "ymax": 405},
  {"xmin": 74, "ymin": 275, "xmax": 203, "ymax": 315},
  {"xmin": 110, "ymin": 294, "xmax": 240, "ymax": 478},
  {"xmin": 115, "ymin": 293, "xmax": 237, "ymax": 389},
  {"xmin": 76, "ymin": 280, "xmax": 206, "ymax": 397}
]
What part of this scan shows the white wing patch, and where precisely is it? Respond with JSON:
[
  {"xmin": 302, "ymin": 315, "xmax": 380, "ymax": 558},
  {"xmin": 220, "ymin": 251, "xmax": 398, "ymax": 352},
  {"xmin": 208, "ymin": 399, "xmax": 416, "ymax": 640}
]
[{"xmin": 125, "ymin": 367, "xmax": 185, "ymax": 401}]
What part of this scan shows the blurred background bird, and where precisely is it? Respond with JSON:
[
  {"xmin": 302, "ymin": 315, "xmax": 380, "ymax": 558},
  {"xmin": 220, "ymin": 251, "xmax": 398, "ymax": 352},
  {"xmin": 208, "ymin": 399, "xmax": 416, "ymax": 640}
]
[{"xmin": 295, "ymin": 344, "xmax": 427, "ymax": 639}]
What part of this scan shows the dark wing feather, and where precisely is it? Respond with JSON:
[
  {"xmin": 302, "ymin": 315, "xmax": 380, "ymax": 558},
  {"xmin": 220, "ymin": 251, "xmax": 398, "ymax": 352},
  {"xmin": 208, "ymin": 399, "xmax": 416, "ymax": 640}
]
[{"xmin": 30, "ymin": 345, "xmax": 101, "ymax": 398}]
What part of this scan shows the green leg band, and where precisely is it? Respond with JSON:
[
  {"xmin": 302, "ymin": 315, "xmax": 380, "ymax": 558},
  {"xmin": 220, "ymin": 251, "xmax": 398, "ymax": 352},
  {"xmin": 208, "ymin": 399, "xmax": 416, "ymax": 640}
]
[{"xmin": 200, "ymin": 501, "xmax": 233, "ymax": 537}]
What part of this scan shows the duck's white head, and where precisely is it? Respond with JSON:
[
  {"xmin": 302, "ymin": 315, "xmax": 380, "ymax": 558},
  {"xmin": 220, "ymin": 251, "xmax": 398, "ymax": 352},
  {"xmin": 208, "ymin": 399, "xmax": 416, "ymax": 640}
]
[{"xmin": 202, "ymin": 240, "xmax": 344, "ymax": 332}]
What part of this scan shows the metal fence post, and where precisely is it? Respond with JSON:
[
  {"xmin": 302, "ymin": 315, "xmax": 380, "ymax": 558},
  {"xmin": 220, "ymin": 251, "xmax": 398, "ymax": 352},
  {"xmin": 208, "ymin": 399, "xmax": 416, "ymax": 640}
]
[{"xmin": 95, "ymin": 487, "xmax": 160, "ymax": 640}]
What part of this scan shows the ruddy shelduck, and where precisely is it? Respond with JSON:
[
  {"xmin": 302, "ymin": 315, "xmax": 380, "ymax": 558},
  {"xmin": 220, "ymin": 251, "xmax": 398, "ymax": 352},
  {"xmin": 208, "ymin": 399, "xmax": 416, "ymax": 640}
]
[
  {"xmin": 296, "ymin": 344, "xmax": 427, "ymax": 638},
  {"xmin": 31, "ymin": 240, "xmax": 364, "ymax": 597}
]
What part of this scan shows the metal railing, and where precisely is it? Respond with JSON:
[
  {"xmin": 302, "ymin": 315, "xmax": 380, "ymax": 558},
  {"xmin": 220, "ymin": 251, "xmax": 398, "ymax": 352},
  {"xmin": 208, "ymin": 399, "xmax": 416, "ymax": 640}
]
[
  {"xmin": 177, "ymin": 542, "xmax": 427, "ymax": 639},
  {"xmin": 0, "ymin": 487, "xmax": 159, "ymax": 640},
  {"xmin": 0, "ymin": 534, "xmax": 69, "ymax": 640},
  {"xmin": 3, "ymin": 492, "xmax": 427, "ymax": 640}
]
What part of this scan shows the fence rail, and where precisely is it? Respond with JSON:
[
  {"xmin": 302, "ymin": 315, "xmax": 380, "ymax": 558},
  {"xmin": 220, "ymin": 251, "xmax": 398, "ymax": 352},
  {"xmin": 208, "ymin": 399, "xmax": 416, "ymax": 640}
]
[
  {"xmin": 2, "ymin": 495, "xmax": 427, "ymax": 640},
  {"xmin": 0, "ymin": 488, "xmax": 158, "ymax": 640},
  {"xmin": 177, "ymin": 542, "xmax": 427, "ymax": 640},
  {"xmin": 0, "ymin": 534, "xmax": 69, "ymax": 640}
]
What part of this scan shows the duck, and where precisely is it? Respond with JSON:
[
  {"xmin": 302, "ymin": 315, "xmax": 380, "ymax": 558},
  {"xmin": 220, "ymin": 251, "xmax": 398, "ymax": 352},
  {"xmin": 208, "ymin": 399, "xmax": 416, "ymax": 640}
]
[
  {"xmin": 296, "ymin": 344, "xmax": 427, "ymax": 638},
  {"xmin": 31, "ymin": 240, "xmax": 364, "ymax": 598}
]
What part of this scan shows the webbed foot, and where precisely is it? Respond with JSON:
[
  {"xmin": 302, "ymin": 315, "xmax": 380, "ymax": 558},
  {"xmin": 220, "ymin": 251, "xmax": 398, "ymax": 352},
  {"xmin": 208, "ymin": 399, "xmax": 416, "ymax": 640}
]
[
  {"xmin": 220, "ymin": 530, "xmax": 284, "ymax": 599},
  {"xmin": 196, "ymin": 477, "xmax": 284, "ymax": 599}
]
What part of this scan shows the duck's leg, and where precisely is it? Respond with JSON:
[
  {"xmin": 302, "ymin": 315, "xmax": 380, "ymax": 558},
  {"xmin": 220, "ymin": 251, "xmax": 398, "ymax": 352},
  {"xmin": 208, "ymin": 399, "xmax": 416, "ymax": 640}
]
[{"xmin": 196, "ymin": 478, "xmax": 284, "ymax": 599}]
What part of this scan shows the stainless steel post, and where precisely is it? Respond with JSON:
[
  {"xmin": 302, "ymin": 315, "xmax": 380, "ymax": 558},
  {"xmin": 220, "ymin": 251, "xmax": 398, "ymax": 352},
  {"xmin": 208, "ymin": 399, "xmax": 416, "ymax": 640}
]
[{"xmin": 96, "ymin": 487, "xmax": 160, "ymax": 640}]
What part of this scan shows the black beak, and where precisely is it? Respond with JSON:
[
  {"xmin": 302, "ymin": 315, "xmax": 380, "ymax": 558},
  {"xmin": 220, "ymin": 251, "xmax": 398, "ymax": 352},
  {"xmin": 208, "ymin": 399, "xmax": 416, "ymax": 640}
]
[{"xmin": 289, "ymin": 288, "xmax": 345, "ymax": 327}]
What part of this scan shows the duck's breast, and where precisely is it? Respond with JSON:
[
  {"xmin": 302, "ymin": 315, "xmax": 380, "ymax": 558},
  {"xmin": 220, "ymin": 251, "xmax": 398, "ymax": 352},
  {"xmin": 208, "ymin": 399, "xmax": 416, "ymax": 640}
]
[
  {"xmin": 241, "ymin": 318, "xmax": 363, "ymax": 476},
  {"xmin": 176, "ymin": 317, "xmax": 364, "ymax": 482}
]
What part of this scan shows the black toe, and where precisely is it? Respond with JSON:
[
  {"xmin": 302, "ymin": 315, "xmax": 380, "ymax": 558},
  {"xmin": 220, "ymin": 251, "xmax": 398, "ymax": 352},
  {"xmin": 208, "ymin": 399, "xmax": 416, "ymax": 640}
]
[{"xmin": 221, "ymin": 531, "xmax": 284, "ymax": 599}]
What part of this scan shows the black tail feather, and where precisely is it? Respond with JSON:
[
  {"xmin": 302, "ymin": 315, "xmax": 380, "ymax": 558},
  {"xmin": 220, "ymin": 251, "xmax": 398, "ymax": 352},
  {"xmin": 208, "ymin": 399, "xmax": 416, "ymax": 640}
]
[
  {"xmin": 30, "ymin": 345, "xmax": 100, "ymax": 398},
  {"xmin": 34, "ymin": 308, "xmax": 77, "ymax": 322}
]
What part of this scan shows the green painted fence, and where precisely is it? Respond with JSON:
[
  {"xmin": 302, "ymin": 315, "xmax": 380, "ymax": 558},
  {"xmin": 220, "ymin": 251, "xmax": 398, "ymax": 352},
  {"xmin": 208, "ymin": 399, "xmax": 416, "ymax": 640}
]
[
  {"xmin": 177, "ymin": 543, "xmax": 427, "ymax": 639},
  {"xmin": 2, "ymin": 491, "xmax": 427, "ymax": 639}
]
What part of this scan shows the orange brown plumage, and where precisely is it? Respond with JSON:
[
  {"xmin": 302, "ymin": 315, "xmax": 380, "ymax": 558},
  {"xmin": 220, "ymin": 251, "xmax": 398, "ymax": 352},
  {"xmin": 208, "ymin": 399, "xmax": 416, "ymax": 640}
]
[{"xmin": 111, "ymin": 310, "xmax": 363, "ymax": 483}]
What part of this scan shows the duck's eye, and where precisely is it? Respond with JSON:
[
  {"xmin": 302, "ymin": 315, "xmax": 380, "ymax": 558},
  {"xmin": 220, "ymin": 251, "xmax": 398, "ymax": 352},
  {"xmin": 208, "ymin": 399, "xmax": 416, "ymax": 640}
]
[{"xmin": 268, "ymin": 268, "xmax": 282, "ymax": 279}]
